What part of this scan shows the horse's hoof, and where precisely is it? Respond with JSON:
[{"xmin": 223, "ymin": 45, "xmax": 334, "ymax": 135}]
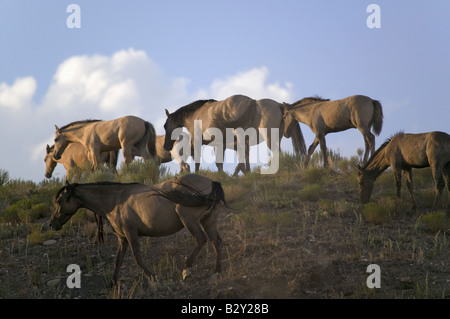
[{"xmin": 182, "ymin": 268, "xmax": 192, "ymax": 280}]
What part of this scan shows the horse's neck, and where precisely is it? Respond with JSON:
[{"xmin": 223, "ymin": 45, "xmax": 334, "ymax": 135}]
[
  {"xmin": 63, "ymin": 125, "xmax": 90, "ymax": 143},
  {"xmin": 365, "ymin": 148, "xmax": 390, "ymax": 176},
  {"xmin": 74, "ymin": 186, "xmax": 120, "ymax": 217},
  {"xmin": 291, "ymin": 104, "xmax": 315, "ymax": 125}
]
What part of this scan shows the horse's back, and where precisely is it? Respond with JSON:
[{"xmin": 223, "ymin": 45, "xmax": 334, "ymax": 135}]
[{"xmin": 211, "ymin": 95, "xmax": 257, "ymax": 125}]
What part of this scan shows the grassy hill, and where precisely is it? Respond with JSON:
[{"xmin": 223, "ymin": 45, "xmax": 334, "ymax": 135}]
[{"xmin": 0, "ymin": 151, "xmax": 449, "ymax": 299}]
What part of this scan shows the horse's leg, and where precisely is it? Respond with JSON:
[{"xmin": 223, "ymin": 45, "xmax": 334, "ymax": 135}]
[
  {"xmin": 214, "ymin": 146, "xmax": 224, "ymax": 172},
  {"xmin": 361, "ymin": 131, "xmax": 375, "ymax": 164},
  {"xmin": 305, "ymin": 137, "xmax": 320, "ymax": 167},
  {"xmin": 403, "ymin": 168, "xmax": 417, "ymax": 209},
  {"xmin": 393, "ymin": 166, "xmax": 402, "ymax": 199},
  {"xmin": 175, "ymin": 205, "xmax": 207, "ymax": 278},
  {"xmin": 201, "ymin": 214, "xmax": 222, "ymax": 274},
  {"xmin": 125, "ymin": 230, "xmax": 155, "ymax": 280},
  {"xmin": 318, "ymin": 135, "xmax": 329, "ymax": 167},
  {"xmin": 245, "ymin": 139, "xmax": 250, "ymax": 173},
  {"xmin": 430, "ymin": 163, "xmax": 445, "ymax": 211},
  {"xmin": 122, "ymin": 145, "xmax": 135, "ymax": 165},
  {"xmin": 112, "ymin": 237, "xmax": 128, "ymax": 286}
]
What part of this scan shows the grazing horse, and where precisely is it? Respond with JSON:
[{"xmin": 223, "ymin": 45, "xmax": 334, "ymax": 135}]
[
  {"xmin": 155, "ymin": 134, "xmax": 190, "ymax": 173},
  {"xmin": 49, "ymin": 174, "xmax": 226, "ymax": 285},
  {"xmin": 53, "ymin": 116, "xmax": 156, "ymax": 170},
  {"xmin": 356, "ymin": 131, "xmax": 450, "ymax": 210},
  {"xmin": 283, "ymin": 95, "xmax": 383, "ymax": 167},
  {"xmin": 163, "ymin": 94, "xmax": 306, "ymax": 176},
  {"xmin": 44, "ymin": 143, "xmax": 118, "ymax": 179}
]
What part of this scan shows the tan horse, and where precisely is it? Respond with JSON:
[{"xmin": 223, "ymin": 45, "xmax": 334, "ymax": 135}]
[
  {"xmin": 283, "ymin": 95, "xmax": 383, "ymax": 167},
  {"xmin": 44, "ymin": 143, "xmax": 118, "ymax": 179},
  {"xmin": 356, "ymin": 131, "xmax": 450, "ymax": 210},
  {"xmin": 53, "ymin": 116, "xmax": 156, "ymax": 170},
  {"xmin": 155, "ymin": 134, "xmax": 190, "ymax": 173},
  {"xmin": 163, "ymin": 94, "xmax": 306, "ymax": 175},
  {"xmin": 49, "ymin": 174, "xmax": 226, "ymax": 285}
]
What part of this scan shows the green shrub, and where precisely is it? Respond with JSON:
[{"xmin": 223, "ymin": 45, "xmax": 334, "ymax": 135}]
[
  {"xmin": 117, "ymin": 159, "xmax": 167, "ymax": 184},
  {"xmin": 299, "ymin": 184, "xmax": 323, "ymax": 202},
  {"xmin": 362, "ymin": 202, "xmax": 390, "ymax": 224},
  {"xmin": 420, "ymin": 212, "xmax": 450, "ymax": 233}
]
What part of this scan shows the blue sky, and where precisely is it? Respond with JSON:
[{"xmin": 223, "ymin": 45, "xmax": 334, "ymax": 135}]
[{"xmin": 0, "ymin": 1, "xmax": 449, "ymax": 181}]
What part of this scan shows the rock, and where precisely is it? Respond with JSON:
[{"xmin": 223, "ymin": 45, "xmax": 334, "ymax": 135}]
[
  {"xmin": 209, "ymin": 273, "xmax": 221, "ymax": 284},
  {"xmin": 43, "ymin": 239, "xmax": 57, "ymax": 246},
  {"xmin": 47, "ymin": 278, "xmax": 61, "ymax": 287},
  {"xmin": 182, "ymin": 268, "xmax": 192, "ymax": 280}
]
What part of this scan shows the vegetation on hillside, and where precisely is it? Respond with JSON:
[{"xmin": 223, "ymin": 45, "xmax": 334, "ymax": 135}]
[{"xmin": 0, "ymin": 151, "xmax": 448, "ymax": 299}]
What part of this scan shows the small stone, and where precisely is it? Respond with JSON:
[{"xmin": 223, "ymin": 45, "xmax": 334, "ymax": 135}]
[
  {"xmin": 43, "ymin": 239, "xmax": 57, "ymax": 246},
  {"xmin": 47, "ymin": 278, "xmax": 61, "ymax": 287},
  {"xmin": 182, "ymin": 268, "xmax": 192, "ymax": 280}
]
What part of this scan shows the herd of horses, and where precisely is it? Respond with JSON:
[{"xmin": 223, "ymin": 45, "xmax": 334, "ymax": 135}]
[{"xmin": 47, "ymin": 94, "xmax": 450, "ymax": 285}]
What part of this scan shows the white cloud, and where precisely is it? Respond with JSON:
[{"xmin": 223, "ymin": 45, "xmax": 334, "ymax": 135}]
[
  {"xmin": 195, "ymin": 66, "xmax": 293, "ymax": 101},
  {"xmin": 0, "ymin": 48, "xmax": 295, "ymax": 181},
  {"xmin": 0, "ymin": 76, "xmax": 36, "ymax": 111}
]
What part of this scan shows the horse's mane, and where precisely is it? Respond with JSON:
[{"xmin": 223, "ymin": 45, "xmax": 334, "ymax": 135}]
[
  {"xmin": 54, "ymin": 181, "xmax": 140, "ymax": 202},
  {"xmin": 290, "ymin": 96, "xmax": 330, "ymax": 108},
  {"xmin": 363, "ymin": 131, "xmax": 404, "ymax": 169},
  {"xmin": 59, "ymin": 119, "xmax": 102, "ymax": 131},
  {"xmin": 169, "ymin": 99, "xmax": 216, "ymax": 121}
]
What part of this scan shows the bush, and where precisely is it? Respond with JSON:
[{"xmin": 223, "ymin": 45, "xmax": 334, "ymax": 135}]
[
  {"xmin": 420, "ymin": 212, "xmax": 450, "ymax": 233},
  {"xmin": 299, "ymin": 184, "xmax": 324, "ymax": 202},
  {"xmin": 362, "ymin": 202, "xmax": 390, "ymax": 224}
]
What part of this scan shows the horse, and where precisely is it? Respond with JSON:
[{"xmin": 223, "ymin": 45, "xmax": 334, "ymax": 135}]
[
  {"xmin": 163, "ymin": 94, "xmax": 306, "ymax": 176},
  {"xmin": 283, "ymin": 95, "xmax": 383, "ymax": 167},
  {"xmin": 53, "ymin": 116, "xmax": 156, "ymax": 170},
  {"xmin": 44, "ymin": 143, "xmax": 118, "ymax": 179},
  {"xmin": 356, "ymin": 131, "xmax": 450, "ymax": 211},
  {"xmin": 49, "ymin": 174, "xmax": 226, "ymax": 285},
  {"xmin": 155, "ymin": 134, "xmax": 190, "ymax": 173}
]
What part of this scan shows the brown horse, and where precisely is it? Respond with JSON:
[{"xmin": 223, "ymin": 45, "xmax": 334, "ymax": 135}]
[
  {"xmin": 356, "ymin": 131, "xmax": 450, "ymax": 210},
  {"xmin": 44, "ymin": 143, "xmax": 118, "ymax": 179},
  {"xmin": 283, "ymin": 95, "xmax": 383, "ymax": 167},
  {"xmin": 163, "ymin": 94, "xmax": 306, "ymax": 176},
  {"xmin": 49, "ymin": 174, "xmax": 226, "ymax": 285},
  {"xmin": 53, "ymin": 116, "xmax": 156, "ymax": 170}
]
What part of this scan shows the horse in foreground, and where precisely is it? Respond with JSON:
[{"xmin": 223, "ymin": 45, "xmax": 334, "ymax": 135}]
[
  {"xmin": 356, "ymin": 131, "xmax": 450, "ymax": 210},
  {"xmin": 283, "ymin": 95, "xmax": 383, "ymax": 167},
  {"xmin": 163, "ymin": 94, "xmax": 306, "ymax": 176},
  {"xmin": 49, "ymin": 174, "xmax": 226, "ymax": 285},
  {"xmin": 53, "ymin": 116, "xmax": 156, "ymax": 170},
  {"xmin": 44, "ymin": 143, "xmax": 118, "ymax": 179}
]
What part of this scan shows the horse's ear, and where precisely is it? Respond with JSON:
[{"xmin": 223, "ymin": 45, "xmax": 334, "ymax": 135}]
[
  {"xmin": 55, "ymin": 125, "xmax": 61, "ymax": 133},
  {"xmin": 65, "ymin": 180, "xmax": 70, "ymax": 186},
  {"xmin": 165, "ymin": 109, "xmax": 170, "ymax": 117},
  {"xmin": 282, "ymin": 102, "xmax": 290, "ymax": 111}
]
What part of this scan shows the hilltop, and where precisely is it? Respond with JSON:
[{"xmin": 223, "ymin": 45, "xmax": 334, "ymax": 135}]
[{"xmin": 0, "ymin": 152, "xmax": 449, "ymax": 299}]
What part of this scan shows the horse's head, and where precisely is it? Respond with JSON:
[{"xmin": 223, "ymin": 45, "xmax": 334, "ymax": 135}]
[
  {"xmin": 49, "ymin": 181, "xmax": 80, "ymax": 231},
  {"xmin": 53, "ymin": 125, "xmax": 70, "ymax": 160},
  {"xmin": 163, "ymin": 109, "xmax": 183, "ymax": 151},
  {"xmin": 44, "ymin": 144, "xmax": 57, "ymax": 178},
  {"xmin": 281, "ymin": 103, "xmax": 297, "ymax": 138},
  {"xmin": 356, "ymin": 165, "xmax": 375, "ymax": 204}
]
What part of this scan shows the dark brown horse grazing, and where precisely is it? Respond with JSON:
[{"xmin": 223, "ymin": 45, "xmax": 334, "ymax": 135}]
[
  {"xmin": 44, "ymin": 143, "xmax": 118, "ymax": 179},
  {"xmin": 283, "ymin": 95, "xmax": 383, "ymax": 167},
  {"xmin": 49, "ymin": 174, "xmax": 226, "ymax": 285},
  {"xmin": 356, "ymin": 131, "xmax": 450, "ymax": 210}
]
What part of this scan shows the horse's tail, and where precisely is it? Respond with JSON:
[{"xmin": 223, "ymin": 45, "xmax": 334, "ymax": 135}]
[
  {"xmin": 144, "ymin": 121, "xmax": 157, "ymax": 157},
  {"xmin": 371, "ymin": 99, "xmax": 383, "ymax": 136},
  {"xmin": 207, "ymin": 181, "xmax": 227, "ymax": 212},
  {"xmin": 290, "ymin": 122, "xmax": 307, "ymax": 156}
]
